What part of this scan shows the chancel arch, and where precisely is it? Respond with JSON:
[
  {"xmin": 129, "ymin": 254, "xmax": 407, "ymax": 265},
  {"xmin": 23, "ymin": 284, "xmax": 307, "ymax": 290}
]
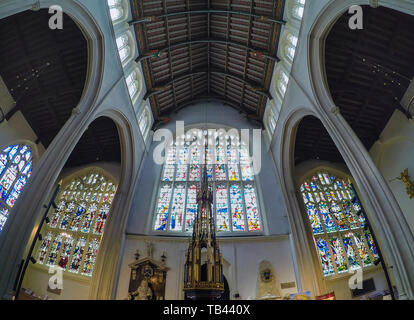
[
  {"xmin": 292, "ymin": 115, "xmax": 392, "ymax": 299},
  {"xmin": 307, "ymin": 1, "xmax": 414, "ymax": 299},
  {"xmin": 16, "ymin": 115, "xmax": 123, "ymax": 299}
]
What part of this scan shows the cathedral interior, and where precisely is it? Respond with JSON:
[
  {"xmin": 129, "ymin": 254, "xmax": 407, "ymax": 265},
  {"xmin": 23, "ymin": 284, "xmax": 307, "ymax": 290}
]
[{"xmin": 0, "ymin": 0, "xmax": 414, "ymax": 301}]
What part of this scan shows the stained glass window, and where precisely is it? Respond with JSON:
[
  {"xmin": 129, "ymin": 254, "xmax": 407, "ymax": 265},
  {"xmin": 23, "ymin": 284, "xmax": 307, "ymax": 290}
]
[
  {"xmin": 153, "ymin": 131, "xmax": 262, "ymax": 234},
  {"xmin": 300, "ymin": 171, "xmax": 379, "ymax": 277},
  {"xmin": 0, "ymin": 144, "xmax": 33, "ymax": 233},
  {"xmin": 35, "ymin": 170, "xmax": 117, "ymax": 277}
]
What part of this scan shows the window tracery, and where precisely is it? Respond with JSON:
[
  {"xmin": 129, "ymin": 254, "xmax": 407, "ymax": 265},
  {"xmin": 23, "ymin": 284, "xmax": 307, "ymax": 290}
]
[
  {"xmin": 35, "ymin": 170, "xmax": 117, "ymax": 277},
  {"xmin": 300, "ymin": 171, "xmax": 379, "ymax": 277},
  {"xmin": 0, "ymin": 144, "xmax": 33, "ymax": 232}
]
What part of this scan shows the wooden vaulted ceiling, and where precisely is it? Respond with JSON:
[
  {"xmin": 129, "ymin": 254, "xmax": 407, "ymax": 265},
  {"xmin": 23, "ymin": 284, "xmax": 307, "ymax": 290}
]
[
  {"xmin": 0, "ymin": 9, "xmax": 121, "ymax": 168},
  {"xmin": 130, "ymin": 0, "xmax": 286, "ymax": 125},
  {"xmin": 295, "ymin": 5, "xmax": 414, "ymax": 165}
]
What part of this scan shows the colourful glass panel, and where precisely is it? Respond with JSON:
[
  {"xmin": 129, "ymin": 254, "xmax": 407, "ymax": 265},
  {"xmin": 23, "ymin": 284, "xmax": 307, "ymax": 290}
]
[
  {"xmin": 230, "ymin": 184, "xmax": 245, "ymax": 231},
  {"xmin": 38, "ymin": 232, "xmax": 52, "ymax": 264},
  {"xmin": 81, "ymin": 204, "xmax": 97, "ymax": 233},
  {"xmin": 170, "ymin": 184, "xmax": 186, "ymax": 231},
  {"xmin": 216, "ymin": 184, "xmax": 229, "ymax": 232},
  {"xmin": 154, "ymin": 184, "xmax": 172, "ymax": 231},
  {"xmin": 189, "ymin": 165, "xmax": 200, "ymax": 181},
  {"xmin": 365, "ymin": 230, "xmax": 379, "ymax": 259},
  {"xmin": 82, "ymin": 239, "xmax": 100, "ymax": 276},
  {"xmin": 70, "ymin": 205, "xmax": 85, "ymax": 231},
  {"xmin": 69, "ymin": 237, "xmax": 87, "ymax": 273},
  {"xmin": 319, "ymin": 202, "xmax": 336, "ymax": 233},
  {"xmin": 306, "ymin": 204, "xmax": 323, "ymax": 234},
  {"xmin": 47, "ymin": 234, "xmax": 63, "ymax": 266},
  {"xmin": 355, "ymin": 232, "xmax": 371, "ymax": 266},
  {"xmin": 330, "ymin": 237, "xmax": 348, "ymax": 273},
  {"xmin": 58, "ymin": 235, "xmax": 74, "ymax": 269},
  {"xmin": 185, "ymin": 184, "xmax": 198, "ymax": 232},
  {"xmin": 244, "ymin": 184, "xmax": 260, "ymax": 231},
  {"xmin": 343, "ymin": 233, "xmax": 360, "ymax": 270},
  {"xmin": 94, "ymin": 204, "xmax": 110, "ymax": 235},
  {"xmin": 316, "ymin": 238, "xmax": 334, "ymax": 276}
]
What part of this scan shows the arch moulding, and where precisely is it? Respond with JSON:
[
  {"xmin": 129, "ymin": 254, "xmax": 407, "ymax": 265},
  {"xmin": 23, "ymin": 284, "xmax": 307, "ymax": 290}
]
[{"xmin": 307, "ymin": 0, "xmax": 414, "ymax": 299}]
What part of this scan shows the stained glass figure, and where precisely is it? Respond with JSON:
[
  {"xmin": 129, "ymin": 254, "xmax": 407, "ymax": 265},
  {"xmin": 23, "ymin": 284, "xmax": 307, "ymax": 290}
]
[
  {"xmin": 316, "ymin": 238, "xmax": 334, "ymax": 276},
  {"xmin": 330, "ymin": 237, "xmax": 348, "ymax": 273},
  {"xmin": 0, "ymin": 144, "xmax": 33, "ymax": 233},
  {"xmin": 244, "ymin": 184, "xmax": 260, "ymax": 231},
  {"xmin": 82, "ymin": 239, "xmax": 100, "ymax": 276},
  {"xmin": 185, "ymin": 184, "xmax": 198, "ymax": 232},
  {"xmin": 230, "ymin": 184, "xmax": 245, "ymax": 231},
  {"xmin": 154, "ymin": 131, "xmax": 261, "ymax": 233},
  {"xmin": 300, "ymin": 171, "xmax": 379, "ymax": 277},
  {"xmin": 170, "ymin": 184, "xmax": 186, "ymax": 231},
  {"xmin": 343, "ymin": 233, "xmax": 360, "ymax": 270},
  {"xmin": 216, "ymin": 184, "xmax": 229, "ymax": 232}
]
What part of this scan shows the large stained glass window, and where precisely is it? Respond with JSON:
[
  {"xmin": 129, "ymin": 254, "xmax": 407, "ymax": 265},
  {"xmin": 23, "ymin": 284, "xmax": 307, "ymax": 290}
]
[
  {"xmin": 0, "ymin": 144, "xmax": 33, "ymax": 233},
  {"xmin": 153, "ymin": 132, "xmax": 262, "ymax": 234},
  {"xmin": 35, "ymin": 170, "xmax": 117, "ymax": 277},
  {"xmin": 300, "ymin": 171, "xmax": 379, "ymax": 277}
]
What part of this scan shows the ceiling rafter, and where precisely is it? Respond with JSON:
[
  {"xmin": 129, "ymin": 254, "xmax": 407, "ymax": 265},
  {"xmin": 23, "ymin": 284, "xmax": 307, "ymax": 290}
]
[{"xmin": 131, "ymin": 0, "xmax": 285, "ymax": 122}]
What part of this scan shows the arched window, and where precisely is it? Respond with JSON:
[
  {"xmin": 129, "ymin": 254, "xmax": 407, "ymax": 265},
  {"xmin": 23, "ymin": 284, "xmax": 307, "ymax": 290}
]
[
  {"xmin": 107, "ymin": 0, "xmax": 125, "ymax": 22},
  {"xmin": 138, "ymin": 106, "xmax": 151, "ymax": 139},
  {"xmin": 299, "ymin": 171, "xmax": 380, "ymax": 277},
  {"xmin": 116, "ymin": 33, "xmax": 131, "ymax": 63},
  {"xmin": 125, "ymin": 69, "xmax": 142, "ymax": 100},
  {"xmin": 274, "ymin": 68, "xmax": 289, "ymax": 99},
  {"xmin": 35, "ymin": 170, "xmax": 117, "ymax": 276},
  {"xmin": 291, "ymin": 0, "xmax": 305, "ymax": 20},
  {"xmin": 0, "ymin": 144, "xmax": 32, "ymax": 232},
  {"xmin": 285, "ymin": 33, "xmax": 298, "ymax": 62},
  {"xmin": 153, "ymin": 131, "xmax": 262, "ymax": 234}
]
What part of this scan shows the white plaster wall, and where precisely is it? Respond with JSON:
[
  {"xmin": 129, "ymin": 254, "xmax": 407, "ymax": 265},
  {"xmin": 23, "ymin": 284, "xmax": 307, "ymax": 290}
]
[
  {"xmin": 0, "ymin": 111, "xmax": 45, "ymax": 159},
  {"xmin": 22, "ymin": 265, "xmax": 91, "ymax": 300},
  {"xmin": 370, "ymin": 110, "xmax": 414, "ymax": 236},
  {"xmin": 115, "ymin": 235, "xmax": 298, "ymax": 300}
]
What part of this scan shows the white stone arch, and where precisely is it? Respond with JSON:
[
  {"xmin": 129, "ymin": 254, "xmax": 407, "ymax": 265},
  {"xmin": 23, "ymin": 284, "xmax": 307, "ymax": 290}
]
[
  {"xmin": 307, "ymin": 0, "xmax": 414, "ymax": 299},
  {"xmin": 0, "ymin": 0, "xmax": 107, "ymax": 299},
  {"xmin": 274, "ymin": 107, "xmax": 327, "ymax": 297},
  {"xmin": 86, "ymin": 108, "xmax": 139, "ymax": 299}
]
